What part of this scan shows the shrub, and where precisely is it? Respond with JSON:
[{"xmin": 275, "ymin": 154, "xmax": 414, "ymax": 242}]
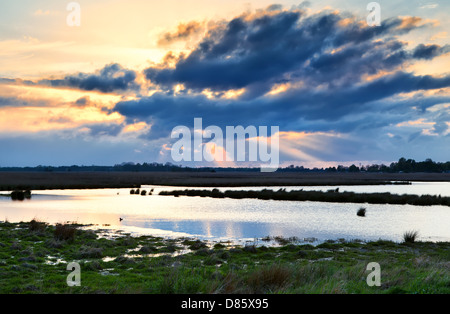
[{"xmin": 11, "ymin": 190, "xmax": 25, "ymax": 201}]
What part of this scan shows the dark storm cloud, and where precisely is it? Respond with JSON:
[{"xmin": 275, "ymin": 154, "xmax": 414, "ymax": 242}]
[
  {"xmin": 144, "ymin": 10, "xmax": 444, "ymax": 95},
  {"xmin": 145, "ymin": 10, "xmax": 305, "ymax": 92},
  {"xmin": 113, "ymin": 71, "xmax": 450, "ymax": 140},
  {"xmin": 110, "ymin": 7, "xmax": 450, "ymax": 154},
  {"xmin": 114, "ymin": 93, "xmax": 257, "ymax": 140},
  {"xmin": 38, "ymin": 63, "xmax": 139, "ymax": 93},
  {"xmin": 412, "ymin": 43, "xmax": 450, "ymax": 59}
]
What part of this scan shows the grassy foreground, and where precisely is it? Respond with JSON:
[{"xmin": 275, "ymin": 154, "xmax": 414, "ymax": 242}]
[{"xmin": 0, "ymin": 220, "xmax": 449, "ymax": 294}]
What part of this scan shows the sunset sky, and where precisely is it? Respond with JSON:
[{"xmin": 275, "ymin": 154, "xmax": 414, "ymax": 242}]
[{"xmin": 1, "ymin": 0, "xmax": 449, "ymax": 168}]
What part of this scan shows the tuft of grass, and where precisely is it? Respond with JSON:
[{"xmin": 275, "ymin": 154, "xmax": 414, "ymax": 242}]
[
  {"xmin": 54, "ymin": 223, "xmax": 76, "ymax": 242},
  {"xmin": 357, "ymin": 207, "xmax": 366, "ymax": 217},
  {"xmin": 78, "ymin": 246, "xmax": 103, "ymax": 258},
  {"xmin": 403, "ymin": 230, "xmax": 419, "ymax": 243},
  {"xmin": 246, "ymin": 264, "xmax": 291, "ymax": 293},
  {"xmin": 28, "ymin": 219, "xmax": 47, "ymax": 233}
]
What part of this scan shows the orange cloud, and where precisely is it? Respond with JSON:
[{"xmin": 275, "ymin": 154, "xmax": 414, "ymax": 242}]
[
  {"xmin": 123, "ymin": 121, "xmax": 150, "ymax": 134},
  {"xmin": 157, "ymin": 21, "xmax": 205, "ymax": 46}
]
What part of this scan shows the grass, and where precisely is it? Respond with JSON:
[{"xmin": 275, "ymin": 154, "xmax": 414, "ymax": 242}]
[
  {"xmin": 54, "ymin": 223, "xmax": 77, "ymax": 242},
  {"xmin": 28, "ymin": 219, "xmax": 47, "ymax": 233},
  {"xmin": 357, "ymin": 207, "xmax": 366, "ymax": 217},
  {"xmin": 2, "ymin": 171, "xmax": 447, "ymax": 191},
  {"xmin": 159, "ymin": 188, "xmax": 450, "ymax": 206},
  {"xmin": 0, "ymin": 220, "xmax": 448, "ymax": 294},
  {"xmin": 403, "ymin": 230, "xmax": 420, "ymax": 243}
]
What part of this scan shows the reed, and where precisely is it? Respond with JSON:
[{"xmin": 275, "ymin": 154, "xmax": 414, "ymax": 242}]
[
  {"xmin": 54, "ymin": 223, "xmax": 77, "ymax": 242},
  {"xmin": 159, "ymin": 188, "xmax": 450, "ymax": 206},
  {"xmin": 357, "ymin": 207, "xmax": 366, "ymax": 217},
  {"xmin": 403, "ymin": 230, "xmax": 419, "ymax": 243}
]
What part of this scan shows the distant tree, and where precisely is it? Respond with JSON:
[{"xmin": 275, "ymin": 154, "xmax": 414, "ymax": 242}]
[{"xmin": 348, "ymin": 164, "xmax": 360, "ymax": 172}]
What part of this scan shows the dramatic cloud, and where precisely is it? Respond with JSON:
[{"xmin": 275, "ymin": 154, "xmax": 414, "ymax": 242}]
[
  {"xmin": 113, "ymin": 8, "xmax": 450, "ymax": 136},
  {"xmin": 108, "ymin": 5, "xmax": 450, "ymax": 165},
  {"xmin": 144, "ymin": 9, "xmax": 448, "ymax": 97},
  {"xmin": 2, "ymin": 2, "xmax": 450, "ymax": 166}
]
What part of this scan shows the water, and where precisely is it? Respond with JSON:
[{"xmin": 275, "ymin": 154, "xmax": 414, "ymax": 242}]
[{"xmin": 0, "ymin": 182, "xmax": 449, "ymax": 244}]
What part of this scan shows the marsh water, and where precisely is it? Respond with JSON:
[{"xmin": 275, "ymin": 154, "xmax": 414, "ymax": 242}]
[{"xmin": 1, "ymin": 182, "xmax": 449, "ymax": 244}]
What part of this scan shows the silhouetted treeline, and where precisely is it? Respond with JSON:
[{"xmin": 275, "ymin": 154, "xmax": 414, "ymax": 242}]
[
  {"xmin": 0, "ymin": 158, "xmax": 449, "ymax": 173},
  {"xmin": 276, "ymin": 158, "xmax": 450, "ymax": 173}
]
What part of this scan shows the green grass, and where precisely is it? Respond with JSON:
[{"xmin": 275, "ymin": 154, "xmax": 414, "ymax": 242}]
[{"xmin": 0, "ymin": 220, "xmax": 448, "ymax": 294}]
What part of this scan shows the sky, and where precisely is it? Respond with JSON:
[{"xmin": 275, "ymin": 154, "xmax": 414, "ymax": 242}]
[{"xmin": 0, "ymin": 0, "xmax": 449, "ymax": 168}]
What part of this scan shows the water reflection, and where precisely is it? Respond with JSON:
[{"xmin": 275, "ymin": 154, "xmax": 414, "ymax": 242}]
[
  {"xmin": 124, "ymin": 219, "xmax": 273, "ymax": 240},
  {"xmin": 0, "ymin": 182, "xmax": 449, "ymax": 244}
]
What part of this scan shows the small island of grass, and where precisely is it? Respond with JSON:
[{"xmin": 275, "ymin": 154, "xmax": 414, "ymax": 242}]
[{"xmin": 159, "ymin": 188, "xmax": 450, "ymax": 206}]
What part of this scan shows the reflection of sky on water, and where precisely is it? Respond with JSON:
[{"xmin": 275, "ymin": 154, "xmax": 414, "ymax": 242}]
[
  {"xmin": 125, "ymin": 219, "xmax": 273, "ymax": 240},
  {"xmin": 1, "ymin": 183, "xmax": 449, "ymax": 243}
]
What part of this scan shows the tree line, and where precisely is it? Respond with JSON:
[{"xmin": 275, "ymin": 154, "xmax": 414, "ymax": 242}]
[{"xmin": 0, "ymin": 158, "xmax": 449, "ymax": 173}]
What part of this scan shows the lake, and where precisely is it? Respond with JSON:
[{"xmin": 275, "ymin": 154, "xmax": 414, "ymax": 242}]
[{"xmin": 1, "ymin": 182, "xmax": 449, "ymax": 244}]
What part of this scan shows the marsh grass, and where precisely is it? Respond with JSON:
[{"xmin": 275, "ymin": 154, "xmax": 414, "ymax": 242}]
[
  {"xmin": 357, "ymin": 207, "xmax": 366, "ymax": 217},
  {"xmin": 159, "ymin": 188, "xmax": 450, "ymax": 206},
  {"xmin": 28, "ymin": 219, "xmax": 47, "ymax": 233},
  {"xmin": 0, "ymin": 220, "xmax": 449, "ymax": 294},
  {"xmin": 403, "ymin": 230, "xmax": 420, "ymax": 243},
  {"xmin": 54, "ymin": 223, "xmax": 77, "ymax": 242},
  {"xmin": 246, "ymin": 263, "xmax": 291, "ymax": 293}
]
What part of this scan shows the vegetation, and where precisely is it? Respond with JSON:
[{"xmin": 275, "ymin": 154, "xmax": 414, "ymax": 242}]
[
  {"xmin": 130, "ymin": 189, "xmax": 152, "ymax": 196},
  {"xmin": 159, "ymin": 188, "xmax": 450, "ymax": 207},
  {"xmin": 403, "ymin": 230, "xmax": 420, "ymax": 244},
  {"xmin": 10, "ymin": 190, "xmax": 31, "ymax": 201},
  {"xmin": 54, "ymin": 223, "xmax": 77, "ymax": 242},
  {"xmin": 0, "ymin": 157, "xmax": 449, "ymax": 174},
  {"xmin": 357, "ymin": 207, "xmax": 366, "ymax": 217},
  {"xmin": 0, "ymin": 220, "xmax": 448, "ymax": 294},
  {"xmin": 1, "ymin": 169, "xmax": 449, "ymax": 192}
]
